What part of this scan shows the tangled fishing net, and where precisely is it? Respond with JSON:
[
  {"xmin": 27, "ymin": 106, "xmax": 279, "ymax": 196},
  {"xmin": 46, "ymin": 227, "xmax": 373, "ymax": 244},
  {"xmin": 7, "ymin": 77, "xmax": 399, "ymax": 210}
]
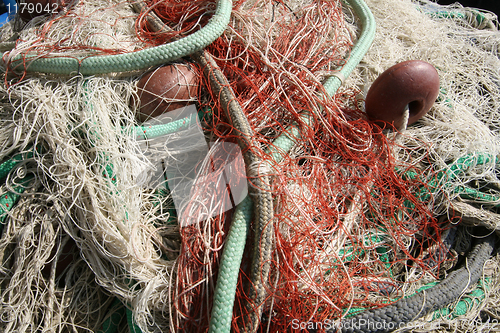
[{"xmin": 0, "ymin": 0, "xmax": 499, "ymax": 332}]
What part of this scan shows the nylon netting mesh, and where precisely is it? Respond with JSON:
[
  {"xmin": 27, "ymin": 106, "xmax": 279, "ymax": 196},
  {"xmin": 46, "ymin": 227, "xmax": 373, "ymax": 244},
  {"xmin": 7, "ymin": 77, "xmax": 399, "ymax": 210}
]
[
  {"xmin": 0, "ymin": 0, "xmax": 499, "ymax": 332},
  {"xmin": 134, "ymin": 0, "xmax": 458, "ymax": 331}
]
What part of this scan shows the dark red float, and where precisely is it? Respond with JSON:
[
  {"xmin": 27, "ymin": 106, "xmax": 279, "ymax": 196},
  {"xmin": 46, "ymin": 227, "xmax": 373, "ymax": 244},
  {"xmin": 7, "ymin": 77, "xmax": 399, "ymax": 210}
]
[{"xmin": 365, "ymin": 60, "xmax": 440, "ymax": 129}]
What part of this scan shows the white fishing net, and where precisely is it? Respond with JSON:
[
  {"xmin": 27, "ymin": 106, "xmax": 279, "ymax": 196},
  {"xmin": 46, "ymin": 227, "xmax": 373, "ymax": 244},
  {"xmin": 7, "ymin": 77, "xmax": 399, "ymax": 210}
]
[{"xmin": 0, "ymin": 0, "xmax": 499, "ymax": 332}]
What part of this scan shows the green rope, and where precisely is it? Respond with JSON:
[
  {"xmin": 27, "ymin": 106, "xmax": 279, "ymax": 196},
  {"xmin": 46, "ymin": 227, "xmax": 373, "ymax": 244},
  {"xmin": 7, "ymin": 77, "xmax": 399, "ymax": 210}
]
[
  {"xmin": 208, "ymin": 0, "xmax": 376, "ymax": 332},
  {"xmin": 454, "ymin": 186, "xmax": 500, "ymax": 207},
  {"xmin": 402, "ymin": 152, "xmax": 500, "ymax": 206},
  {"xmin": 266, "ymin": 114, "xmax": 312, "ymax": 164},
  {"xmin": 208, "ymin": 196, "xmax": 252, "ymax": 332},
  {"xmin": 444, "ymin": 153, "xmax": 498, "ymax": 181},
  {"xmin": 132, "ymin": 108, "xmax": 208, "ymax": 139},
  {"xmin": 322, "ymin": 0, "xmax": 376, "ymax": 97},
  {"xmin": 0, "ymin": 146, "xmax": 42, "ymax": 180},
  {"xmin": 8, "ymin": 0, "xmax": 232, "ymax": 75}
]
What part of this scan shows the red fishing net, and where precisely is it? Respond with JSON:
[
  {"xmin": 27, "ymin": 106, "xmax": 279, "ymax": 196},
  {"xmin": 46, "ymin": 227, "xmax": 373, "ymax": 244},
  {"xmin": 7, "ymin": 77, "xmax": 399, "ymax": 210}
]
[{"xmin": 134, "ymin": 0, "xmax": 447, "ymax": 331}]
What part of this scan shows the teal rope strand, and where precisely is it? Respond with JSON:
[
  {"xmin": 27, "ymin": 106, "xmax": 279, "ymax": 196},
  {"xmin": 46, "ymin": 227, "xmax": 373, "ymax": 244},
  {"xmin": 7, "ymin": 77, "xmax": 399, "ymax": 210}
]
[
  {"xmin": 0, "ymin": 146, "xmax": 40, "ymax": 233},
  {"xmin": 208, "ymin": 196, "xmax": 252, "ymax": 333},
  {"xmin": 132, "ymin": 109, "xmax": 203, "ymax": 139},
  {"xmin": 266, "ymin": 116, "xmax": 311, "ymax": 164},
  {"xmin": 403, "ymin": 152, "xmax": 500, "ymax": 205},
  {"xmin": 455, "ymin": 186, "xmax": 500, "ymax": 207},
  {"xmin": 322, "ymin": 0, "xmax": 376, "ymax": 97},
  {"xmin": 9, "ymin": 0, "xmax": 232, "ymax": 75},
  {"xmin": 444, "ymin": 153, "xmax": 498, "ymax": 182}
]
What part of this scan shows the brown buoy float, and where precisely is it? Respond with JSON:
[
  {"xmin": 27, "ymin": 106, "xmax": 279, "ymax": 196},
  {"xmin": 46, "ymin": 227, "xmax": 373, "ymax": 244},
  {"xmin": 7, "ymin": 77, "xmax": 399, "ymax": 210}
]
[
  {"xmin": 133, "ymin": 63, "xmax": 199, "ymax": 122},
  {"xmin": 365, "ymin": 60, "xmax": 440, "ymax": 130}
]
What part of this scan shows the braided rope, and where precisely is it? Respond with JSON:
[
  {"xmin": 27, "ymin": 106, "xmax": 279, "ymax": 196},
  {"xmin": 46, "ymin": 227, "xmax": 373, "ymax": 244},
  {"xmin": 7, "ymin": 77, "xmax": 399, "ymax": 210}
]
[
  {"xmin": 337, "ymin": 234, "xmax": 496, "ymax": 333},
  {"xmin": 6, "ymin": 0, "xmax": 232, "ymax": 75},
  {"xmin": 130, "ymin": 4, "xmax": 274, "ymax": 331},
  {"xmin": 192, "ymin": 50, "xmax": 274, "ymax": 333}
]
